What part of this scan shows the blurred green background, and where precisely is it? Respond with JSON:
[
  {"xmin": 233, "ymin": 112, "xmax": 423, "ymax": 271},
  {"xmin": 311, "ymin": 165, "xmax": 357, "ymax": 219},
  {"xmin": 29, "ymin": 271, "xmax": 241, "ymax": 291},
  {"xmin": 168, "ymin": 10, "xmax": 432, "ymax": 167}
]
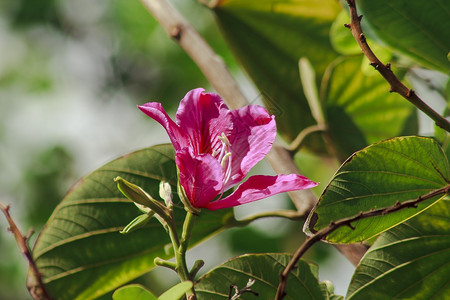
[{"xmin": 0, "ymin": 0, "xmax": 356, "ymax": 299}]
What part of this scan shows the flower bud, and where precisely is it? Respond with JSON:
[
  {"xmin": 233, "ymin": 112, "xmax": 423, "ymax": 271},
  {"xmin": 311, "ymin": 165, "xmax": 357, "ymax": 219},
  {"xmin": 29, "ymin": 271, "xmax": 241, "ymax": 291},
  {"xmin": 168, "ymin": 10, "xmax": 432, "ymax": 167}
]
[
  {"xmin": 159, "ymin": 181, "xmax": 173, "ymax": 209},
  {"xmin": 120, "ymin": 213, "xmax": 153, "ymax": 234},
  {"xmin": 114, "ymin": 176, "xmax": 169, "ymax": 220}
]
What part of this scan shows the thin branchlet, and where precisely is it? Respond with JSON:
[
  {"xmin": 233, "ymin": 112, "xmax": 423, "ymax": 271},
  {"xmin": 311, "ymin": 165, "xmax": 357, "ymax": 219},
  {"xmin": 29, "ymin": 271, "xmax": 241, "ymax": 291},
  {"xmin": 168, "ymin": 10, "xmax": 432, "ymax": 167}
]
[
  {"xmin": 0, "ymin": 202, "xmax": 51, "ymax": 300},
  {"xmin": 275, "ymin": 185, "xmax": 450, "ymax": 299}
]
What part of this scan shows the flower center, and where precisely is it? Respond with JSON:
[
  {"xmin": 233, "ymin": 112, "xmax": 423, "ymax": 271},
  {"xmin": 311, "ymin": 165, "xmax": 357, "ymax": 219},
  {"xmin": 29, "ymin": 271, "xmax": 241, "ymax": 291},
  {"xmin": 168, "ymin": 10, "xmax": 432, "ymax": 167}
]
[{"xmin": 213, "ymin": 133, "xmax": 233, "ymax": 188}]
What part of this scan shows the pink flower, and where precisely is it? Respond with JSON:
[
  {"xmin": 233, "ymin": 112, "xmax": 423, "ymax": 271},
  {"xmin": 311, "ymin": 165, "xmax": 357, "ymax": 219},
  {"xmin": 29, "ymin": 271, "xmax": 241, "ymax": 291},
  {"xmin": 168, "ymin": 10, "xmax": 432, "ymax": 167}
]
[{"xmin": 138, "ymin": 88, "xmax": 317, "ymax": 211}]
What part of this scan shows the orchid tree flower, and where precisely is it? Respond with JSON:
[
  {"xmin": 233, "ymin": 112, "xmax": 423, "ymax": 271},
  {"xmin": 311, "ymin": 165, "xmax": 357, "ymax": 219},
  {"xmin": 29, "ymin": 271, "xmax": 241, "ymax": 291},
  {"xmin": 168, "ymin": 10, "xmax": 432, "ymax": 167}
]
[{"xmin": 138, "ymin": 88, "xmax": 317, "ymax": 212}]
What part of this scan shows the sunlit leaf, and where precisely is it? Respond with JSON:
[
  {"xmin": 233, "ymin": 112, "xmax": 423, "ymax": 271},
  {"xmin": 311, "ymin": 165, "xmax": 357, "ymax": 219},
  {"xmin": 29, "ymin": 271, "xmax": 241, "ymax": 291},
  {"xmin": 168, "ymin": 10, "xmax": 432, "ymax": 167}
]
[
  {"xmin": 359, "ymin": 0, "xmax": 450, "ymax": 73},
  {"xmin": 347, "ymin": 199, "xmax": 450, "ymax": 299},
  {"xmin": 196, "ymin": 253, "xmax": 330, "ymax": 299},
  {"xmin": 329, "ymin": 10, "xmax": 361, "ymax": 55},
  {"xmin": 322, "ymin": 56, "xmax": 417, "ymax": 160},
  {"xmin": 159, "ymin": 281, "xmax": 193, "ymax": 300},
  {"xmin": 113, "ymin": 284, "xmax": 156, "ymax": 300},
  {"xmin": 29, "ymin": 144, "xmax": 232, "ymax": 300},
  {"xmin": 211, "ymin": 0, "xmax": 341, "ymax": 146},
  {"xmin": 305, "ymin": 136, "xmax": 449, "ymax": 243}
]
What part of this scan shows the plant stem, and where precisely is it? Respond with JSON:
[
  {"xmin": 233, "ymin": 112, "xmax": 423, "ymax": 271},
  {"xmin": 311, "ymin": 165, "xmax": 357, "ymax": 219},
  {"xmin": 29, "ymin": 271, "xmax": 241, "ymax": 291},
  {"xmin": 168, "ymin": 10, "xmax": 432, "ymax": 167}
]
[
  {"xmin": 166, "ymin": 210, "xmax": 197, "ymax": 299},
  {"xmin": 226, "ymin": 210, "xmax": 305, "ymax": 228},
  {"xmin": 180, "ymin": 211, "xmax": 196, "ymax": 254}
]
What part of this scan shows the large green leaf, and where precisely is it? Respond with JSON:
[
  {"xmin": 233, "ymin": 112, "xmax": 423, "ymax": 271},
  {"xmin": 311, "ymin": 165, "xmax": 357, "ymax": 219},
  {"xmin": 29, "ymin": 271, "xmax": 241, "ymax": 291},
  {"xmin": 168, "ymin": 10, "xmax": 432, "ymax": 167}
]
[
  {"xmin": 322, "ymin": 56, "xmax": 417, "ymax": 160},
  {"xmin": 195, "ymin": 253, "xmax": 331, "ymax": 299},
  {"xmin": 211, "ymin": 0, "xmax": 341, "ymax": 145},
  {"xmin": 347, "ymin": 199, "xmax": 450, "ymax": 299},
  {"xmin": 29, "ymin": 144, "xmax": 232, "ymax": 300},
  {"xmin": 359, "ymin": 0, "xmax": 450, "ymax": 73},
  {"xmin": 305, "ymin": 136, "xmax": 449, "ymax": 243}
]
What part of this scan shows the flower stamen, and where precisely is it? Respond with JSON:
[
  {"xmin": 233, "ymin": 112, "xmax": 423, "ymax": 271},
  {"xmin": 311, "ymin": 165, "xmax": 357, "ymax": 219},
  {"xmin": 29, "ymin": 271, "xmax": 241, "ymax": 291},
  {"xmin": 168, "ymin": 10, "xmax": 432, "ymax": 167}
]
[{"xmin": 216, "ymin": 133, "xmax": 233, "ymax": 197}]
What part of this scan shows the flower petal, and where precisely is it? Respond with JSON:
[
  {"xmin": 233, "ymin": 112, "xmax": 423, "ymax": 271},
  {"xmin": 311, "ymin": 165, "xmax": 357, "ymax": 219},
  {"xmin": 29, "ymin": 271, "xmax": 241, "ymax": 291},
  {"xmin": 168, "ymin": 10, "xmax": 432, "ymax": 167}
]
[
  {"xmin": 176, "ymin": 148, "xmax": 224, "ymax": 208},
  {"xmin": 138, "ymin": 102, "xmax": 188, "ymax": 151},
  {"xmin": 225, "ymin": 105, "xmax": 276, "ymax": 189},
  {"xmin": 205, "ymin": 174, "xmax": 317, "ymax": 211},
  {"xmin": 176, "ymin": 88, "xmax": 233, "ymax": 155}
]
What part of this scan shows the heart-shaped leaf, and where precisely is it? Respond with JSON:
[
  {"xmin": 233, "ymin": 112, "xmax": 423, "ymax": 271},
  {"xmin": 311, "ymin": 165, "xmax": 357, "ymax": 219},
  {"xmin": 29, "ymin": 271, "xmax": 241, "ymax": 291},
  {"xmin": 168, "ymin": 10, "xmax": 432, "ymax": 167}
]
[
  {"xmin": 195, "ymin": 253, "xmax": 331, "ymax": 299},
  {"xmin": 29, "ymin": 144, "xmax": 232, "ymax": 300},
  {"xmin": 112, "ymin": 281, "xmax": 194, "ymax": 300},
  {"xmin": 347, "ymin": 199, "xmax": 450, "ymax": 299},
  {"xmin": 211, "ymin": 0, "xmax": 341, "ymax": 146},
  {"xmin": 305, "ymin": 136, "xmax": 449, "ymax": 243},
  {"xmin": 159, "ymin": 281, "xmax": 194, "ymax": 300},
  {"xmin": 359, "ymin": 0, "xmax": 450, "ymax": 73},
  {"xmin": 322, "ymin": 56, "xmax": 417, "ymax": 160},
  {"xmin": 113, "ymin": 284, "xmax": 156, "ymax": 300}
]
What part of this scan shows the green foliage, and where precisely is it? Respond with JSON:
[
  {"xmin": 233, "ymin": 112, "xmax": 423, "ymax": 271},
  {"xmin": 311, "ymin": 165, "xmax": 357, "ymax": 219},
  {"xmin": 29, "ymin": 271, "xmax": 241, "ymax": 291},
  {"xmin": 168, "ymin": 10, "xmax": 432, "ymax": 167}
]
[
  {"xmin": 10, "ymin": 0, "xmax": 61, "ymax": 28},
  {"xmin": 212, "ymin": 0, "xmax": 341, "ymax": 144},
  {"xmin": 2, "ymin": 0, "xmax": 449, "ymax": 299},
  {"xmin": 23, "ymin": 146, "xmax": 74, "ymax": 228},
  {"xmin": 113, "ymin": 284, "xmax": 157, "ymax": 300},
  {"xmin": 359, "ymin": 0, "xmax": 450, "ymax": 73},
  {"xmin": 109, "ymin": 0, "xmax": 225, "ymax": 105},
  {"xmin": 322, "ymin": 56, "xmax": 417, "ymax": 160},
  {"xmin": 227, "ymin": 226, "xmax": 283, "ymax": 254},
  {"xmin": 158, "ymin": 282, "xmax": 194, "ymax": 300},
  {"xmin": 305, "ymin": 136, "xmax": 449, "ymax": 243},
  {"xmin": 29, "ymin": 144, "xmax": 232, "ymax": 299},
  {"xmin": 329, "ymin": 10, "xmax": 361, "ymax": 56},
  {"xmin": 195, "ymin": 253, "xmax": 333, "ymax": 299},
  {"xmin": 347, "ymin": 199, "xmax": 450, "ymax": 299},
  {"xmin": 112, "ymin": 282, "xmax": 193, "ymax": 300}
]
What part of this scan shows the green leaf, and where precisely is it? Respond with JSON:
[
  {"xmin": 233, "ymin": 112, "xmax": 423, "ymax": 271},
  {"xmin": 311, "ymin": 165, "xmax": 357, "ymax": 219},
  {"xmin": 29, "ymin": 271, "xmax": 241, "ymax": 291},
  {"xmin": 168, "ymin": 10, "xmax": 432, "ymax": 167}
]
[
  {"xmin": 321, "ymin": 280, "xmax": 344, "ymax": 300},
  {"xmin": 329, "ymin": 11, "xmax": 393, "ymax": 63},
  {"xmin": 322, "ymin": 56, "xmax": 417, "ymax": 160},
  {"xmin": 196, "ymin": 253, "xmax": 330, "ymax": 299},
  {"xmin": 29, "ymin": 144, "xmax": 232, "ymax": 300},
  {"xmin": 299, "ymin": 58, "xmax": 324, "ymax": 125},
  {"xmin": 359, "ymin": 0, "xmax": 450, "ymax": 73},
  {"xmin": 329, "ymin": 10, "xmax": 361, "ymax": 55},
  {"xmin": 305, "ymin": 136, "xmax": 450, "ymax": 243},
  {"xmin": 347, "ymin": 199, "xmax": 450, "ymax": 299},
  {"xmin": 159, "ymin": 281, "xmax": 193, "ymax": 300},
  {"xmin": 211, "ymin": 0, "xmax": 341, "ymax": 145},
  {"xmin": 113, "ymin": 284, "xmax": 156, "ymax": 300}
]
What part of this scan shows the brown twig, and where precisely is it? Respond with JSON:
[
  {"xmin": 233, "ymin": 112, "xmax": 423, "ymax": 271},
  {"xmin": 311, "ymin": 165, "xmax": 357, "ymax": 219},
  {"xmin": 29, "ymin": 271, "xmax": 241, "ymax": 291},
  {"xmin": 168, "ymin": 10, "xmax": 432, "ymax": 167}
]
[
  {"xmin": 0, "ymin": 201, "xmax": 51, "ymax": 300},
  {"xmin": 275, "ymin": 184, "xmax": 450, "ymax": 299},
  {"xmin": 287, "ymin": 124, "xmax": 326, "ymax": 152},
  {"xmin": 344, "ymin": 0, "xmax": 450, "ymax": 132}
]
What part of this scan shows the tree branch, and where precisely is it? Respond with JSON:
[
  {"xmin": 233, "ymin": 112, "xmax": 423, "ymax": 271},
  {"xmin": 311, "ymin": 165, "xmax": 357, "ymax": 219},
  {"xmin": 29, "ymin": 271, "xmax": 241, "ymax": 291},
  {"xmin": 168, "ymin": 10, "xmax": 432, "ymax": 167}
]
[
  {"xmin": 275, "ymin": 185, "xmax": 450, "ymax": 299},
  {"xmin": 344, "ymin": 0, "xmax": 450, "ymax": 132},
  {"xmin": 0, "ymin": 201, "xmax": 51, "ymax": 300}
]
